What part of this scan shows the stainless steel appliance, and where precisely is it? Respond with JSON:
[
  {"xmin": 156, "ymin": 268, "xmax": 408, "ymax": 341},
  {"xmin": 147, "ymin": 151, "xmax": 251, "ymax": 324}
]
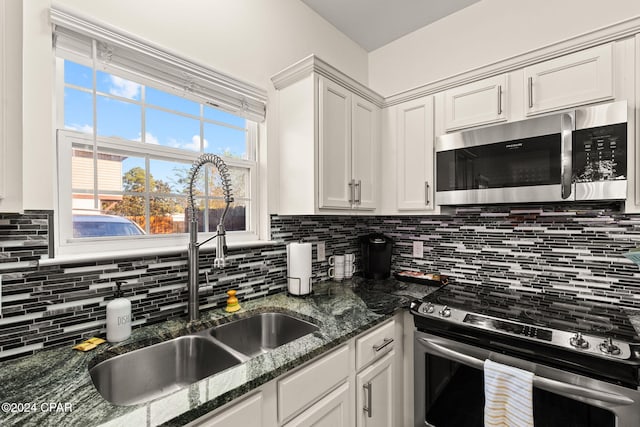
[
  {"xmin": 410, "ymin": 283, "xmax": 640, "ymax": 427},
  {"xmin": 436, "ymin": 101, "xmax": 628, "ymax": 205}
]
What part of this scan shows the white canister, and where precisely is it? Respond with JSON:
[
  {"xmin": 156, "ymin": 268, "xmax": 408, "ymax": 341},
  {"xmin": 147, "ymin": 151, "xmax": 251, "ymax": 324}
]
[{"xmin": 106, "ymin": 282, "xmax": 132, "ymax": 342}]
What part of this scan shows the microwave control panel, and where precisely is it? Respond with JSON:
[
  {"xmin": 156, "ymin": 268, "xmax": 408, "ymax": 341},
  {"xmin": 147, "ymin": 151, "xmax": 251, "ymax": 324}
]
[{"xmin": 573, "ymin": 122, "xmax": 627, "ymax": 183}]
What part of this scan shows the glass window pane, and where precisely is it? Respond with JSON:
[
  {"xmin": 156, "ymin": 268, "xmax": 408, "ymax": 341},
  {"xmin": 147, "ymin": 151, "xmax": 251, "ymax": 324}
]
[
  {"xmin": 207, "ymin": 166, "xmax": 248, "ymax": 199},
  {"xmin": 96, "ymin": 70, "xmax": 141, "ymax": 100},
  {"xmin": 207, "ymin": 200, "xmax": 246, "ymax": 232},
  {"xmin": 72, "ymin": 211, "xmax": 146, "ymax": 238},
  {"xmin": 204, "ymin": 106, "xmax": 246, "ymax": 128},
  {"xmin": 203, "ymin": 123, "xmax": 247, "ymax": 159},
  {"xmin": 102, "ymin": 196, "xmax": 146, "ymax": 220},
  {"xmin": 146, "ymin": 87, "xmax": 200, "ymax": 116},
  {"xmin": 71, "ymin": 149, "xmax": 94, "ymax": 192},
  {"xmin": 64, "ymin": 60, "xmax": 92, "ymax": 88},
  {"xmin": 64, "ymin": 88, "xmax": 93, "ymax": 133},
  {"xmin": 146, "ymin": 108, "xmax": 201, "ymax": 151},
  {"xmin": 97, "ymin": 95, "xmax": 141, "ymax": 140},
  {"xmin": 149, "ymin": 160, "xmax": 191, "ymax": 194},
  {"xmin": 98, "ymin": 155, "xmax": 145, "ymax": 193},
  {"xmin": 149, "ymin": 197, "xmax": 187, "ymax": 235}
]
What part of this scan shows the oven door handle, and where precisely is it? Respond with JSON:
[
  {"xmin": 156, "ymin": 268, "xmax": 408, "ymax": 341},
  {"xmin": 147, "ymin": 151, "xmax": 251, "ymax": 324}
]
[{"xmin": 418, "ymin": 338, "xmax": 635, "ymax": 406}]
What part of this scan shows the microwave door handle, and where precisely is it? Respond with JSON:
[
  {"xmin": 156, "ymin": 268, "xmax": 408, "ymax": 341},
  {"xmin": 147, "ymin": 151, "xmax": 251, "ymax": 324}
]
[{"xmin": 561, "ymin": 113, "xmax": 574, "ymax": 199}]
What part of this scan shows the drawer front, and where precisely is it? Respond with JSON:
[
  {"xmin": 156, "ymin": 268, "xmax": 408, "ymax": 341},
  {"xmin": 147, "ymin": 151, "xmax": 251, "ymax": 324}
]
[
  {"xmin": 278, "ymin": 344, "xmax": 350, "ymax": 423},
  {"xmin": 356, "ymin": 320, "xmax": 396, "ymax": 371}
]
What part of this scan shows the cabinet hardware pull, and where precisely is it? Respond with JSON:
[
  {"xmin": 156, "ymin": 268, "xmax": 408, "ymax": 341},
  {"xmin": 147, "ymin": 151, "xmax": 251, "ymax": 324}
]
[
  {"xmin": 528, "ymin": 77, "xmax": 533, "ymax": 108},
  {"xmin": 363, "ymin": 382, "xmax": 372, "ymax": 418},
  {"xmin": 356, "ymin": 180, "xmax": 362, "ymax": 204},
  {"xmin": 497, "ymin": 85, "xmax": 502, "ymax": 115},
  {"xmin": 348, "ymin": 180, "xmax": 354, "ymax": 204},
  {"xmin": 373, "ymin": 337, "xmax": 394, "ymax": 352},
  {"xmin": 424, "ymin": 182, "xmax": 430, "ymax": 206},
  {"xmin": 560, "ymin": 113, "xmax": 573, "ymax": 200}
]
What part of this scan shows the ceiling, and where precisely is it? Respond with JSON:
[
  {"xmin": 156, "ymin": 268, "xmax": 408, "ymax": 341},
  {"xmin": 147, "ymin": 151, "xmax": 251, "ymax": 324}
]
[{"xmin": 301, "ymin": 0, "xmax": 481, "ymax": 51}]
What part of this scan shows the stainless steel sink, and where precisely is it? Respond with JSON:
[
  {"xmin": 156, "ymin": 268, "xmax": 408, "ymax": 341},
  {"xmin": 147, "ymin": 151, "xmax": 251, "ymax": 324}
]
[
  {"xmin": 89, "ymin": 335, "xmax": 243, "ymax": 406},
  {"xmin": 209, "ymin": 312, "xmax": 319, "ymax": 357}
]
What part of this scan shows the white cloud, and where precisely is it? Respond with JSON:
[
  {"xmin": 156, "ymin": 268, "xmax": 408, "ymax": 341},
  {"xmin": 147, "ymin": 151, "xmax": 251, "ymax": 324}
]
[
  {"xmin": 66, "ymin": 123, "xmax": 94, "ymax": 133},
  {"xmin": 174, "ymin": 135, "xmax": 208, "ymax": 151},
  {"xmin": 109, "ymin": 75, "xmax": 141, "ymax": 99},
  {"xmin": 134, "ymin": 132, "xmax": 160, "ymax": 145},
  {"xmin": 145, "ymin": 132, "xmax": 160, "ymax": 145}
]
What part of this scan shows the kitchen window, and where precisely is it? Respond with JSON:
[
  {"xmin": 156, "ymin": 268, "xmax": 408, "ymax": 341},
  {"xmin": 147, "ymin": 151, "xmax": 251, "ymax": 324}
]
[{"xmin": 51, "ymin": 9, "xmax": 266, "ymax": 256}]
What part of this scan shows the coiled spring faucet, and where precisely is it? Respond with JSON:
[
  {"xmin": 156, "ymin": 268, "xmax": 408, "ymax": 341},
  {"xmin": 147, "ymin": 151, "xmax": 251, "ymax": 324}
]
[{"xmin": 187, "ymin": 153, "xmax": 234, "ymax": 322}]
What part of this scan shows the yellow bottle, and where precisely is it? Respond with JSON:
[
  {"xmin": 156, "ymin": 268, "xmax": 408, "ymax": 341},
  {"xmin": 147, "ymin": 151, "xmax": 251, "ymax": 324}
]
[{"xmin": 225, "ymin": 289, "xmax": 241, "ymax": 313}]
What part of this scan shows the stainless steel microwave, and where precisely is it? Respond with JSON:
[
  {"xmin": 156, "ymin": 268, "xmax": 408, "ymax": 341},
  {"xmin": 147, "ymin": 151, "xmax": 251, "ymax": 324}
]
[{"xmin": 435, "ymin": 101, "xmax": 628, "ymax": 205}]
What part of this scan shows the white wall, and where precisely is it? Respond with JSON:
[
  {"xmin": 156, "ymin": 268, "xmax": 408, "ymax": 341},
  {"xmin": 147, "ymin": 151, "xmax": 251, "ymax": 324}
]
[
  {"xmin": 0, "ymin": 0, "xmax": 23, "ymax": 213},
  {"xmin": 368, "ymin": 0, "xmax": 640, "ymax": 97},
  {"xmin": 16, "ymin": 0, "xmax": 369, "ymax": 213}
]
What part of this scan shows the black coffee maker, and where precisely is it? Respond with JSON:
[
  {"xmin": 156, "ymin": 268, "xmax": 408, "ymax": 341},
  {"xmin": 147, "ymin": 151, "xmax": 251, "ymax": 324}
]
[{"xmin": 360, "ymin": 233, "xmax": 393, "ymax": 279}]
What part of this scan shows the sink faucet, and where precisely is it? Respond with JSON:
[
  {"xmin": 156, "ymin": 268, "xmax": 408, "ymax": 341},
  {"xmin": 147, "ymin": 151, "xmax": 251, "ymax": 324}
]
[{"xmin": 187, "ymin": 153, "xmax": 234, "ymax": 322}]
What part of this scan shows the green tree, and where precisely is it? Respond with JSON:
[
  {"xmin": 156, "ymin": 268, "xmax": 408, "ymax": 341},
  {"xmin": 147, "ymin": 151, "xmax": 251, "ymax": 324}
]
[{"xmin": 108, "ymin": 166, "xmax": 182, "ymax": 217}]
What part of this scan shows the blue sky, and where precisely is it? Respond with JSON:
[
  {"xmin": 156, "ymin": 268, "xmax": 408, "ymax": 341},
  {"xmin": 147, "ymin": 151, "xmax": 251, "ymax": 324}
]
[{"xmin": 63, "ymin": 60, "xmax": 247, "ymax": 191}]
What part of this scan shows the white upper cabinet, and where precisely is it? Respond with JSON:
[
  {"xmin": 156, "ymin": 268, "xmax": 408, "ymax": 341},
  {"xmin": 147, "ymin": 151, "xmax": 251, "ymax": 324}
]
[
  {"xmin": 319, "ymin": 78, "xmax": 353, "ymax": 210},
  {"xmin": 395, "ymin": 96, "xmax": 435, "ymax": 211},
  {"xmin": 318, "ymin": 77, "xmax": 379, "ymax": 210},
  {"xmin": 524, "ymin": 43, "xmax": 614, "ymax": 116},
  {"xmin": 273, "ymin": 56, "xmax": 382, "ymax": 215},
  {"xmin": 443, "ymin": 74, "xmax": 507, "ymax": 131},
  {"xmin": 351, "ymin": 94, "xmax": 379, "ymax": 210}
]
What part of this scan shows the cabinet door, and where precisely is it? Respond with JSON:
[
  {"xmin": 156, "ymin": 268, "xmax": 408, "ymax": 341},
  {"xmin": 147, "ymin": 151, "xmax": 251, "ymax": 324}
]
[
  {"xmin": 524, "ymin": 43, "xmax": 614, "ymax": 115},
  {"xmin": 318, "ymin": 77, "xmax": 352, "ymax": 209},
  {"xmin": 351, "ymin": 94, "xmax": 379, "ymax": 210},
  {"xmin": 396, "ymin": 96, "xmax": 435, "ymax": 211},
  {"xmin": 356, "ymin": 350, "xmax": 395, "ymax": 427},
  {"xmin": 444, "ymin": 74, "xmax": 507, "ymax": 131},
  {"xmin": 195, "ymin": 392, "xmax": 265, "ymax": 427},
  {"xmin": 284, "ymin": 382, "xmax": 351, "ymax": 427}
]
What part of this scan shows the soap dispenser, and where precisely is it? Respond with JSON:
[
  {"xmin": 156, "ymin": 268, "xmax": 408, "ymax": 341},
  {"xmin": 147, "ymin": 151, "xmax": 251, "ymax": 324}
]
[{"xmin": 106, "ymin": 281, "xmax": 132, "ymax": 342}]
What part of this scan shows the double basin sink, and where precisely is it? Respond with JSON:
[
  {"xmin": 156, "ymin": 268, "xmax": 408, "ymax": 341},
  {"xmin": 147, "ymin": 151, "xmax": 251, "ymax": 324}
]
[{"xmin": 89, "ymin": 312, "xmax": 319, "ymax": 406}]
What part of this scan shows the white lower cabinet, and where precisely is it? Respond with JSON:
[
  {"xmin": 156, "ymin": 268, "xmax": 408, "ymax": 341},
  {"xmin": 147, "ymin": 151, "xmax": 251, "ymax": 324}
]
[
  {"xmin": 189, "ymin": 315, "xmax": 404, "ymax": 427},
  {"xmin": 356, "ymin": 351, "xmax": 395, "ymax": 427},
  {"xmin": 278, "ymin": 344, "xmax": 351, "ymax": 424},
  {"xmin": 284, "ymin": 382, "xmax": 352, "ymax": 427},
  {"xmin": 190, "ymin": 388, "xmax": 277, "ymax": 427}
]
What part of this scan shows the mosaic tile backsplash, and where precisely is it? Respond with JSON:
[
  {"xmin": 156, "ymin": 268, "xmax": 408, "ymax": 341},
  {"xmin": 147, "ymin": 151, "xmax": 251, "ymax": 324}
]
[{"xmin": 3, "ymin": 203, "xmax": 640, "ymax": 361}]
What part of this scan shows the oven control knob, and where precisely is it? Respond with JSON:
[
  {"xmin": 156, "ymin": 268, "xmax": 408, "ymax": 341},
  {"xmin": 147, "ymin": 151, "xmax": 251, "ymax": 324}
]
[
  {"xmin": 439, "ymin": 306, "xmax": 451, "ymax": 318},
  {"xmin": 569, "ymin": 332, "xmax": 589, "ymax": 349},
  {"xmin": 420, "ymin": 303, "xmax": 435, "ymax": 314},
  {"xmin": 599, "ymin": 338, "xmax": 621, "ymax": 356}
]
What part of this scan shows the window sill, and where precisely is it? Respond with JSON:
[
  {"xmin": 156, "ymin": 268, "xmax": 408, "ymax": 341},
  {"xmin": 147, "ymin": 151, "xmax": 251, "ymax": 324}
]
[{"xmin": 39, "ymin": 239, "xmax": 279, "ymax": 266}]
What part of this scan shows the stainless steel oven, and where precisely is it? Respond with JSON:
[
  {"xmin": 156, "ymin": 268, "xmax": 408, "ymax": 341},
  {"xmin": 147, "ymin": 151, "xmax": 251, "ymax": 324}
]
[
  {"xmin": 435, "ymin": 101, "xmax": 628, "ymax": 205},
  {"xmin": 411, "ymin": 284, "xmax": 640, "ymax": 427}
]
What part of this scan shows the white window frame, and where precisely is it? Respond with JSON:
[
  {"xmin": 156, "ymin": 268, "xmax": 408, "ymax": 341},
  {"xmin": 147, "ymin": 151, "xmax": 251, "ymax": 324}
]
[
  {"xmin": 52, "ymin": 27, "xmax": 265, "ymax": 257},
  {"xmin": 56, "ymin": 129, "xmax": 259, "ymax": 256}
]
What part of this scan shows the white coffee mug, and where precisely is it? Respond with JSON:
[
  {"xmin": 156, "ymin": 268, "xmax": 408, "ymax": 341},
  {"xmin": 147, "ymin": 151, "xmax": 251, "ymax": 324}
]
[
  {"xmin": 328, "ymin": 255, "xmax": 345, "ymax": 267},
  {"xmin": 344, "ymin": 253, "xmax": 355, "ymax": 279},
  {"xmin": 328, "ymin": 263, "xmax": 344, "ymax": 281}
]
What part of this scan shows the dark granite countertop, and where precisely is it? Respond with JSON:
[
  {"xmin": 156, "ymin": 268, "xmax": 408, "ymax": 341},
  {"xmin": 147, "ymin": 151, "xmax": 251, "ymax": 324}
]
[{"xmin": 0, "ymin": 278, "xmax": 437, "ymax": 427}]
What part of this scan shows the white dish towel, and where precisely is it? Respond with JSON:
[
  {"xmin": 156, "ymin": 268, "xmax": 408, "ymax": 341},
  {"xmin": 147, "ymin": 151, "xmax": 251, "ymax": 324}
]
[{"xmin": 484, "ymin": 359, "xmax": 534, "ymax": 427}]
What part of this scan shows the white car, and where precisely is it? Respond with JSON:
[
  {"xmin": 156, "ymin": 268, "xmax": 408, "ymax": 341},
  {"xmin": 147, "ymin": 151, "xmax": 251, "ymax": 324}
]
[{"xmin": 72, "ymin": 214, "xmax": 145, "ymax": 238}]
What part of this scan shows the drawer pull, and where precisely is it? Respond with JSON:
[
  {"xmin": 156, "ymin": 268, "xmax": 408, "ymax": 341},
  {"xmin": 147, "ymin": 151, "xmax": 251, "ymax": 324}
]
[
  {"xmin": 373, "ymin": 337, "xmax": 394, "ymax": 352},
  {"xmin": 363, "ymin": 382, "xmax": 372, "ymax": 418}
]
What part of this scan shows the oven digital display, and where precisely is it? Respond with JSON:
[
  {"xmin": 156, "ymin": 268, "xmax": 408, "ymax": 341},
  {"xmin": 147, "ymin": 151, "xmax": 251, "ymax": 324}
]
[{"xmin": 463, "ymin": 314, "xmax": 553, "ymax": 341}]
